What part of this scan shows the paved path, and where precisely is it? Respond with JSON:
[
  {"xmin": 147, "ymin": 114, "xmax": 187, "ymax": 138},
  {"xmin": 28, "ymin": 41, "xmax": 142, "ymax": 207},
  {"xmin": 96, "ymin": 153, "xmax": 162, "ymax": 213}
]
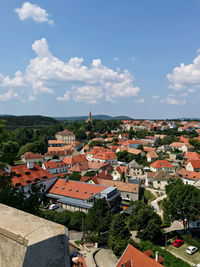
[
  {"xmin": 166, "ymin": 248, "xmax": 194, "ymax": 266},
  {"xmin": 151, "ymin": 193, "xmax": 167, "ymax": 218}
]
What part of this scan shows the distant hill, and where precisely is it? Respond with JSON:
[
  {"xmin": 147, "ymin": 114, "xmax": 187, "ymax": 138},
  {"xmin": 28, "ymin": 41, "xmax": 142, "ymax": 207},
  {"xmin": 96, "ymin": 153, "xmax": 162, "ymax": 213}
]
[
  {"xmin": 55, "ymin": 114, "xmax": 133, "ymax": 121},
  {"xmin": 0, "ymin": 115, "xmax": 58, "ymax": 127}
]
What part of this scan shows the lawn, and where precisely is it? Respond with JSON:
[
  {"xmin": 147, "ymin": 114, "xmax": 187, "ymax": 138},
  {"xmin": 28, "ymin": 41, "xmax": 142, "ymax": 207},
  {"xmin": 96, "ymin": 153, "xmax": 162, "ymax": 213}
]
[{"xmin": 167, "ymin": 242, "xmax": 200, "ymax": 265}]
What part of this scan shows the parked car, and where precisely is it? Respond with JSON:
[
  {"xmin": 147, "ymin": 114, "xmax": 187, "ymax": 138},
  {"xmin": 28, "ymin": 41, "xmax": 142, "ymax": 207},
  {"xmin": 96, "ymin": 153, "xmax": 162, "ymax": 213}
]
[
  {"xmin": 49, "ymin": 204, "xmax": 59, "ymax": 210},
  {"xmin": 186, "ymin": 246, "xmax": 198, "ymax": 255},
  {"xmin": 172, "ymin": 239, "xmax": 184, "ymax": 247}
]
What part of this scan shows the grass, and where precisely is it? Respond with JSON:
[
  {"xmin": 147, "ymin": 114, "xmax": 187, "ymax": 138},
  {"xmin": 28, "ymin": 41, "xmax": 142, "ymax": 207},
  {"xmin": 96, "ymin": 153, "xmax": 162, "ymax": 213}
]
[{"xmin": 143, "ymin": 189, "xmax": 156, "ymax": 203}]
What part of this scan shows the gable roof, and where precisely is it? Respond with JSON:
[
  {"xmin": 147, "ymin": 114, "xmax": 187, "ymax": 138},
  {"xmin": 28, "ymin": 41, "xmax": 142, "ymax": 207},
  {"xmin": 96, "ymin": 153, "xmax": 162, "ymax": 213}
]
[
  {"xmin": 49, "ymin": 179, "xmax": 107, "ymax": 200},
  {"xmin": 179, "ymin": 169, "xmax": 200, "ymax": 181},
  {"xmin": 93, "ymin": 151, "xmax": 117, "ymax": 161},
  {"xmin": 56, "ymin": 129, "xmax": 74, "ymax": 136},
  {"xmin": 147, "ymin": 151, "xmax": 159, "ymax": 159},
  {"xmin": 150, "ymin": 160, "xmax": 174, "ymax": 169},
  {"xmin": 23, "ymin": 152, "xmax": 43, "ymax": 160},
  {"xmin": 116, "ymin": 244, "xmax": 162, "ymax": 267},
  {"xmin": 96, "ymin": 179, "xmax": 139, "ymax": 193},
  {"xmin": 43, "ymin": 161, "xmax": 67, "ymax": 170},
  {"xmin": 11, "ymin": 164, "xmax": 55, "ymax": 187},
  {"xmin": 186, "ymin": 159, "xmax": 200, "ymax": 169},
  {"xmin": 184, "ymin": 152, "xmax": 200, "ymax": 161}
]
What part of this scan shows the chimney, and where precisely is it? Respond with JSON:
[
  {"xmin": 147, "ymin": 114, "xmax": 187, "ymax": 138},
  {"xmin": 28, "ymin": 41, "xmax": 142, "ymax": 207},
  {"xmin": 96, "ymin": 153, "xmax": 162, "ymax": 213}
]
[
  {"xmin": 155, "ymin": 251, "xmax": 159, "ymax": 262},
  {"xmin": 65, "ymin": 175, "xmax": 69, "ymax": 182},
  {"xmin": 27, "ymin": 161, "xmax": 34, "ymax": 170}
]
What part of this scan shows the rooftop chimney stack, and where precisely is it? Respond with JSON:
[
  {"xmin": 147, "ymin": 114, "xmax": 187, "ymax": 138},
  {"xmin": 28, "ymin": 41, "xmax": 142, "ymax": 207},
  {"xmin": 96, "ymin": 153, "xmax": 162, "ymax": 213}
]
[
  {"xmin": 155, "ymin": 251, "xmax": 159, "ymax": 262},
  {"xmin": 27, "ymin": 161, "xmax": 34, "ymax": 170}
]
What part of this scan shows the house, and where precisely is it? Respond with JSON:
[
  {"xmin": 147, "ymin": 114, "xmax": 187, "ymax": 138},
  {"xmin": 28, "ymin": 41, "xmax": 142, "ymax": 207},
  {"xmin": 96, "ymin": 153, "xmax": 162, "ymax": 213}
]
[
  {"xmin": 170, "ymin": 142, "xmax": 194, "ymax": 152},
  {"xmin": 156, "ymin": 145, "xmax": 172, "ymax": 153},
  {"xmin": 92, "ymin": 151, "xmax": 118, "ymax": 165},
  {"xmin": 6, "ymin": 162, "xmax": 57, "ymax": 196},
  {"xmin": 55, "ymin": 129, "xmax": 75, "ymax": 144},
  {"xmin": 47, "ymin": 179, "xmax": 121, "ymax": 213},
  {"xmin": 63, "ymin": 154, "xmax": 87, "ymax": 168},
  {"xmin": 44, "ymin": 150, "xmax": 73, "ymax": 161},
  {"xmin": 42, "ymin": 160, "xmax": 68, "ymax": 174},
  {"xmin": 146, "ymin": 151, "xmax": 159, "ymax": 163},
  {"xmin": 68, "ymin": 161, "xmax": 108, "ymax": 175},
  {"xmin": 185, "ymin": 160, "xmax": 200, "ymax": 172},
  {"xmin": 95, "ymin": 178, "xmax": 140, "ymax": 201},
  {"xmin": 48, "ymin": 140, "xmax": 65, "ymax": 147},
  {"xmin": 178, "ymin": 169, "xmax": 200, "ymax": 185},
  {"xmin": 112, "ymin": 165, "xmax": 127, "ymax": 181},
  {"xmin": 127, "ymin": 160, "xmax": 143, "ymax": 178},
  {"xmin": 86, "ymin": 146, "xmax": 108, "ymax": 161},
  {"xmin": 118, "ymin": 133, "xmax": 129, "ymax": 140},
  {"xmin": 150, "ymin": 160, "xmax": 174, "ymax": 173},
  {"xmin": 145, "ymin": 171, "xmax": 178, "ymax": 190},
  {"xmin": 21, "ymin": 152, "xmax": 43, "ymax": 164},
  {"xmin": 115, "ymin": 244, "xmax": 163, "ymax": 267},
  {"xmin": 184, "ymin": 152, "xmax": 200, "ymax": 162}
]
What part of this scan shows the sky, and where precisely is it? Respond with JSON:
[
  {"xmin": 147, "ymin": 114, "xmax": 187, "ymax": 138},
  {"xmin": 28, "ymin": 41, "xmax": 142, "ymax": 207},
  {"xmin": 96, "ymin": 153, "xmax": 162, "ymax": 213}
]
[{"xmin": 1, "ymin": 0, "xmax": 200, "ymax": 119}]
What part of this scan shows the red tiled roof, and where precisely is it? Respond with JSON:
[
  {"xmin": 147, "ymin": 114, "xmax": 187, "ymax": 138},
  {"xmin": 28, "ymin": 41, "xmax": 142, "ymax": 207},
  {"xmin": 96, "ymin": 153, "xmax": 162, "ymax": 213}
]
[
  {"xmin": 116, "ymin": 244, "xmax": 162, "ymax": 267},
  {"xmin": 93, "ymin": 151, "xmax": 117, "ymax": 161},
  {"xmin": 63, "ymin": 155, "xmax": 87, "ymax": 165},
  {"xmin": 143, "ymin": 147, "xmax": 156, "ymax": 152},
  {"xmin": 184, "ymin": 152, "xmax": 200, "ymax": 161},
  {"xmin": 43, "ymin": 161, "xmax": 67, "ymax": 169},
  {"xmin": 169, "ymin": 142, "xmax": 184, "ymax": 148},
  {"xmin": 179, "ymin": 169, "xmax": 200, "ymax": 181},
  {"xmin": 49, "ymin": 179, "xmax": 107, "ymax": 199},
  {"xmin": 48, "ymin": 140, "xmax": 65, "ymax": 144},
  {"xmin": 56, "ymin": 129, "xmax": 74, "ymax": 136},
  {"xmin": 96, "ymin": 179, "xmax": 139, "ymax": 193},
  {"xmin": 11, "ymin": 164, "xmax": 55, "ymax": 187},
  {"xmin": 147, "ymin": 151, "xmax": 158, "ymax": 159},
  {"xmin": 186, "ymin": 159, "xmax": 200, "ymax": 169},
  {"xmin": 150, "ymin": 160, "xmax": 174, "ymax": 168},
  {"xmin": 24, "ymin": 152, "xmax": 43, "ymax": 160}
]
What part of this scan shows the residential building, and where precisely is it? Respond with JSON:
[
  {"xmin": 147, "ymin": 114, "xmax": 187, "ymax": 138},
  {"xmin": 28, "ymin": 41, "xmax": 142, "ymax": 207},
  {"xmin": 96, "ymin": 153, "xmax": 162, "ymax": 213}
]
[
  {"xmin": 42, "ymin": 160, "xmax": 68, "ymax": 174},
  {"xmin": 178, "ymin": 169, "xmax": 200, "ymax": 185},
  {"xmin": 7, "ymin": 162, "xmax": 57, "ymax": 196},
  {"xmin": 47, "ymin": 179, "xmax": 121, "ymax": 213},
  {"xmin": 55, "ymin": 129, "xmax": 75, "ymax": 144},
  {"xmin": 146, "ymin": 151, "xmax": 159, "ymax": 163},
  {"xmin": 145, "ymin": 171, "xmax": 178, "ymax": 190},
  {"xmin": 127, "ymin": 159, "xmax": 143, "ymax": 178},
  {"xmin": 185, "ymin": 160, "xmax": 200, "ymax": 172},
  {"xmin": 92, "ymin": 151, "xmax": 118, "ymax": 164},
  {"xmin": 150, "ymin": 160, "xmax": 174, "ymax": 173},
  {"xmin": 95, "ymin": 178, "xmax": 140, "ymax": 201},
  {"xmin": 21, "ymin": 152, "xmax": 43, "ymax": 164}
]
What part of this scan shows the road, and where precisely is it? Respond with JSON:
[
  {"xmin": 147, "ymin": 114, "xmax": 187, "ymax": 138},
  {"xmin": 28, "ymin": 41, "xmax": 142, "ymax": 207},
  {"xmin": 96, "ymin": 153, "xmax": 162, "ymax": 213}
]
[
  {"xmin": 94, "ymin": 248, "xmax": 118, "ymax": 267},
  {"xmin": 151, "ymin": 193, "xmax": 167, "ymax": 218}
]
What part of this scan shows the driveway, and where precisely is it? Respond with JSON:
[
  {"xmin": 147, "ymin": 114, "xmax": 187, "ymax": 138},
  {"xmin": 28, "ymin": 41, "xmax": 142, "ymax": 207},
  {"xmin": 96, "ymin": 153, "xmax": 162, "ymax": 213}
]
[
  {"xmin": 167, "ymin": 243, "xmax": 200, "ymax": 266},
  {"xmin": 151, "ymin": 193, "xmax": 166, "ymax": 218},
  {"xmin": 94, "ymin": 248, "xmax": 118, "ymax": 267}
]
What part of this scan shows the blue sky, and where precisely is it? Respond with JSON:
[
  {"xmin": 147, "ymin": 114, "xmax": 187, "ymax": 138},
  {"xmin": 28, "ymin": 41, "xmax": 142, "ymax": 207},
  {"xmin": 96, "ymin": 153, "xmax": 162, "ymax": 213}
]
[{"xmin": 0, "ymin": 0, "xmax": 200, "ymax": 119}]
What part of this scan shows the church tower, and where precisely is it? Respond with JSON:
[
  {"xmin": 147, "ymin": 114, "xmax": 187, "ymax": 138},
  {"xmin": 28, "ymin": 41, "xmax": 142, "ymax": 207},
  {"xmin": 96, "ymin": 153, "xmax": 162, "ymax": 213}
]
[{"xmin": 86, "ymin": 111, "xmax": 92, "ymax": 123}]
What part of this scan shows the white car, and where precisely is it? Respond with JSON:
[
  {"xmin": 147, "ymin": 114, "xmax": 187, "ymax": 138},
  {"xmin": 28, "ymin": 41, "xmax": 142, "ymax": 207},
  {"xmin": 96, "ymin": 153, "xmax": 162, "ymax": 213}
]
[
  {"xmin": 49, "ymin": 204, "xmax": 59, "ymax": 210},
  {"xmin": 186, "ymin": 246, "xmax": 198, "ymax": 255},
  {"xmin": 193, "ymin": 264, "xmax": 200, "ymax": 267}
]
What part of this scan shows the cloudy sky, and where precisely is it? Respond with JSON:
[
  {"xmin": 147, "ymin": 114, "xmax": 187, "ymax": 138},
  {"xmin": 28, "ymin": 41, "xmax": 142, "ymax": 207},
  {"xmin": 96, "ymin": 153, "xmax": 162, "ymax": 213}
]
[{"xmin": 1, "ymin": 0, "xmax": 200, "ymax": 119}]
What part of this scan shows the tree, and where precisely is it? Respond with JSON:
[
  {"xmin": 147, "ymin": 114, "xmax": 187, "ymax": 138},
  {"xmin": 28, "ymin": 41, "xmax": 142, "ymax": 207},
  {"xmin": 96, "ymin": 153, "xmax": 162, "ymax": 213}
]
[
  {"xmin": 70, "ymin": 172, "xmax": 81, "ymax": 181},
  {"xmin": 69, "ymin": 211, "xmax": 86, "ymax": 231},
  {"xmin": 0, "ymin": 172, "xmax": 42, "ymax": 215},
  {"xmin": 109, "ymin": 213, "xmax": 131, "ymax": 256},
  {"xmin": 85, "ymin": 199, "xmax": 111, "ymax": 239},
  {"xmin": 163, "ymin": 181, "xmax": 200, "ymax": 230},
  {"xmin": 129, "ymin": 127, "xmax": 134, "ymax": 139},
  {"xmin": 129, "ymin": 201, "xmax": 163, "ymax": 244}
]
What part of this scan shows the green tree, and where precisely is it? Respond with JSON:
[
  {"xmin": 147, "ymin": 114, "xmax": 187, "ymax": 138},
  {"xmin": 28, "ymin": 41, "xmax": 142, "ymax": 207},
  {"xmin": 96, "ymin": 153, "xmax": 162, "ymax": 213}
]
[
  {"xmin": 129, "ymin": 201, "xmax": 163, "ymax": 244},
  {"xmin": 70, "ymin": 172, "xmax": 81, "ymax": 181},
  {"xmin": 85, "ymin": 199, "xmax": 111, "ymax": 239},
  {"xmin": 69, "ymin": 211, "xmax": 86, "ymax": 231},
  {"xmin": 109, "ymin": 213, "xmax": 131, "ymax": 256},
  {"xmin": 163, "ymin": 181, "xmax": 200, "ymax": 230}
]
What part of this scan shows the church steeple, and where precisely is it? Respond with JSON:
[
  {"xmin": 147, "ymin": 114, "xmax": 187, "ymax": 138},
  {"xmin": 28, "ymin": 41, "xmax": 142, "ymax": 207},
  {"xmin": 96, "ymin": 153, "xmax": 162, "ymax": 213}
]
[{"xmin": 86, "ymin": 111, "xmax": 92, "ymax": 123}]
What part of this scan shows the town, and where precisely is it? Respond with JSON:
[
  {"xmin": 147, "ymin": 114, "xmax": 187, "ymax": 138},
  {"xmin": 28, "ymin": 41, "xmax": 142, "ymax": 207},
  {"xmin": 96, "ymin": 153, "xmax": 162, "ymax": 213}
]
[{"xmin": 1, "ymin": 113, "xmax": 200, "ymax": 266}]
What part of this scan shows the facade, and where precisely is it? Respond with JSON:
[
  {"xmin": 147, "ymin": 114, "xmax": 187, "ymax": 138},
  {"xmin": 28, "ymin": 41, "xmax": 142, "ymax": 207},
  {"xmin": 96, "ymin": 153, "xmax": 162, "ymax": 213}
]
[
  {"xmin": 55, "ymin": 129, "xmax": 75, "ymax": 144},
  {"xmin": 127, "ymin": 159, "xmax": 143, "ymax": 178},
  {"xmin": 8, "ymin": 163, "xmax": 57, "ymax": 196},
  {"xmin": 179, "ymin": 169, "xmax": 200, "ymax": 185},
  {"xmin": 47, "ymin": 179, "xmax": 121, "ymax": 213},
  {"xmin": 42, "ymin": 160, "xmax": 68, "ymax": 174},
  {"xmin": 150, "ymin": 160, "xmax": 175, "ymax": 173},
  {"xmin": 145, "ymin": 171, "xmax": 178, "ymax": 190},
  {"xmin": 185, "ymin": 160, "xmax": 200, "ymax": 172}
]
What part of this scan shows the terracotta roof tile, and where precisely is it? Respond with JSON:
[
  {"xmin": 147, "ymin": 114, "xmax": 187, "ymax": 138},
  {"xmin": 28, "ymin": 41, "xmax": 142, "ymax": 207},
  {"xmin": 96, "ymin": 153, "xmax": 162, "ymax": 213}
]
[{"xmin": 150, "ymin": 160, "xmax": 174, "ymax": 169}]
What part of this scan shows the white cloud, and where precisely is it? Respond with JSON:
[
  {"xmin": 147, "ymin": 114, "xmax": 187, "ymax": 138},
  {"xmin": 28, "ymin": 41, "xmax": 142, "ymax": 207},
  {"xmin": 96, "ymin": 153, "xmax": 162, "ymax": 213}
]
[
  {"xmin": 152, "ymin": 95, "xmax": 159, "ymax": 99},
  {"xmin": 134, "ymin": 98, "xmax": 144, "ymax": 103},
  {"xmin": 14, "ymin": 2, "xmax": 53, "ymax": 25},
  {"xmin": 0, "ymin": 38, "xmax": 140, "ymax": 103},
  {"xmin": 0, "ymin": 90, "xmax": 18, "ymax": 102},
  {"xmin": 113, "ymin": 57, "xmax": 119, "ymax": 61},
  {"xmin": 167, "ymin": 54, "xmax": 200, "ymax": 91},
  {"xmin": 166, "ymin": 96, "xmax": 186, "ymax": 105}
]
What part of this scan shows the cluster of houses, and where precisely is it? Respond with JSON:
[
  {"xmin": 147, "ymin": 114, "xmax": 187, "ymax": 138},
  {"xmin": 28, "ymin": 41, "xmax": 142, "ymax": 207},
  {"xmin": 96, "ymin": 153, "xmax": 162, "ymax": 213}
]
[
  {"xmin": 3, "ymin": 117, "xmax": 200, "ymax": 266},
  {"xmin": 3, "ymin": 118, "xmax": 200, "ymax": 217}
]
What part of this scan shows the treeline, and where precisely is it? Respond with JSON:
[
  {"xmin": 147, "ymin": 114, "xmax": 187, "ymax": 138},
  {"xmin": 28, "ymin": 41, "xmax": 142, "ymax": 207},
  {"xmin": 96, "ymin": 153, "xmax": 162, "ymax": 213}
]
[{"xmin": 1, "ymin": 115, "xmax": 58, "ymax": 127}]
